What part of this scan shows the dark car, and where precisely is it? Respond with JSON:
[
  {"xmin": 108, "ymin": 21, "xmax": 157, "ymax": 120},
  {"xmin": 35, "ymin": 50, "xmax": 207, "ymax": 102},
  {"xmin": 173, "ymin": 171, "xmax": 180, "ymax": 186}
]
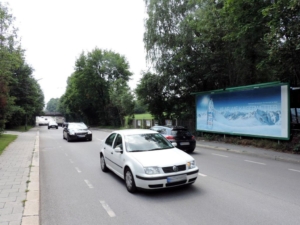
[
  {"xmin": 150, "ymin": 125, "xmax": 196, "ymax": 153},
  {"xmin": 63, "ymin": 122, "xmax": 92, "ymax": 142},
  {"xmin": 48, "ymin": 120, "xmax": 58, "ymax": 129}
]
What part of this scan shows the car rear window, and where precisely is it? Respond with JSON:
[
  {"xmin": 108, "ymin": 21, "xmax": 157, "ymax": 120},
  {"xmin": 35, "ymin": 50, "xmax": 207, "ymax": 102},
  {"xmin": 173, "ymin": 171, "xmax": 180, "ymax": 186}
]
[{"xmin": 171, "ymin": 129, "xmax": 192, "ymax": 137}]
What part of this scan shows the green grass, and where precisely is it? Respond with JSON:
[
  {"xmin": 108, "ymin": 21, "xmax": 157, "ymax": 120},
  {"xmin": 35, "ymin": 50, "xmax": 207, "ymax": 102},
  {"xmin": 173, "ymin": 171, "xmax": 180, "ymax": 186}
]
[
  {"xmin": 0, "ymin": 134, "xmax": 18, "ymax": 155},
  {"xmin": 5, "ymin": 125, "xmax": 33, "ymax": 132},
  {"xmin": 133, "ymin": 113, "xmax": 154, "ymax": 120}
]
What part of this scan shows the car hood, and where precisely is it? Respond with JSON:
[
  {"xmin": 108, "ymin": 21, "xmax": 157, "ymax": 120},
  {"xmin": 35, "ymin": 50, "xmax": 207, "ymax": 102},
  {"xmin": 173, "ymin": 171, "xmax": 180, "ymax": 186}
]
[{"xmin": 129, "ymin": 148, "xmax": 194, "ymax": 167}]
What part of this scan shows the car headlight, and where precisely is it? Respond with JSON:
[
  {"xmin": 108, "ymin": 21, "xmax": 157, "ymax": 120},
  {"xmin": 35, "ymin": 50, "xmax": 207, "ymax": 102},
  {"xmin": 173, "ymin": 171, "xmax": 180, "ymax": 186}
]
[
  {"xmin": 187, "ymin": 160, "xmax": 196, "ymax": 169},
  {"xmin": 87, "ymin": 130, "xmax": 92, "ymax": 134},
  {"xmin": 69, "ymin": 130, "xmax": 75, "ymax": 135},
  {"xmin": 144, "ymin": 167, "xmax": 160, "ymax": 175}
]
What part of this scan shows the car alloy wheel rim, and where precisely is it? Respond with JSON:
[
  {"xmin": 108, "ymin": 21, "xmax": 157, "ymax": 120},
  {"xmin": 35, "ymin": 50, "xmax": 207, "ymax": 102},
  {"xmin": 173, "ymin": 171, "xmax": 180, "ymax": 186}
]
[{"xmin": 126, "ymin": 171, "xmax": 132, "ymax": 189}]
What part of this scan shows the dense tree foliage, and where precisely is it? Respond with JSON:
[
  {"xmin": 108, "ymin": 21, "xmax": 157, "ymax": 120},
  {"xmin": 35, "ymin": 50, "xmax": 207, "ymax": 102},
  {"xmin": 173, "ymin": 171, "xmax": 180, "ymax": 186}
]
[
  {"xmin": 59, "ymin": 48, "xmax": 134, "ymax": 126},
  {"xmin": 46, "ymin": 98, "xmax": 60, "ymax": 112},
  {"xmin": 0, "ymin": 3, "xmax": 44, "ymax": 132},
  {"xmin": 139, "ymin": 0, "xmax": 300, "ymax": 121}
]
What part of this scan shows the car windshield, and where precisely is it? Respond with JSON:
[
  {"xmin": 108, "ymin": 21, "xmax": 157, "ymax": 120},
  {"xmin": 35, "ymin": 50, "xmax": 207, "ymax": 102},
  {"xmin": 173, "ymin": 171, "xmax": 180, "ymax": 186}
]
[
  {"xmin": 124, "ymin": 133, "xmax": 174, "ymax": 152},
  {"xmin": 68, "ymin": 123, "xmax": 88, "ymax": 130}
]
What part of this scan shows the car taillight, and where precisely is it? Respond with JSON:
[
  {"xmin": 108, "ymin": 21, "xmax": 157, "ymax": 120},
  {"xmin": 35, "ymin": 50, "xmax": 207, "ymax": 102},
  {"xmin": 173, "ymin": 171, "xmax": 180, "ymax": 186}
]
[
  {"xmin": 191, "ymin": 135, "xmax": 195, "ymax": 140},
  {"xmin": 166, "ymin": 135, "xmax": 175, "ymax": 141}
]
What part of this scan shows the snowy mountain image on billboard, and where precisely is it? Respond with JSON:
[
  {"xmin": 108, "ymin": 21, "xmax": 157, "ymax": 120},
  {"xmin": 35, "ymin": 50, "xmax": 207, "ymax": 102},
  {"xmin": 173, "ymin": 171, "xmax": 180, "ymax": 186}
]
[{"xmin": 196, "ymin": 85, "xmax": 284, "ymax": 138}]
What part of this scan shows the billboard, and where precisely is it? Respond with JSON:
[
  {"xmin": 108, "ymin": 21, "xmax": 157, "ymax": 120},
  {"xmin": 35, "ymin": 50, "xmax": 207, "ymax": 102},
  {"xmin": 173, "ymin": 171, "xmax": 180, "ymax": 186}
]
[{"xmin": 195, "ymin": 83, "xmax": 290, "ymax": 140}]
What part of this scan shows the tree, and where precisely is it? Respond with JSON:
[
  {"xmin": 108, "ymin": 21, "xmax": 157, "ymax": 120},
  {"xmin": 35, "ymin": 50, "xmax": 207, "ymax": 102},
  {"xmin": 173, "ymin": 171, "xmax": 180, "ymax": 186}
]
[
  {"xmin": 109, "ymin": 79, "xmax": 135, "ymax": 127},
  {"xmin": 59, "ymin": 48, "xmax": 132, "ymax": 126},
  {"xmin": 262, "ymin": 0, "xmax": 300, "ymax": 86},
  {"xmin": 46, "ymin": 98, "xmax": 60, "ymax": 112},
  {"xmin": 0, "ymin": 2, "xmax": 22, "ymax": 132}
]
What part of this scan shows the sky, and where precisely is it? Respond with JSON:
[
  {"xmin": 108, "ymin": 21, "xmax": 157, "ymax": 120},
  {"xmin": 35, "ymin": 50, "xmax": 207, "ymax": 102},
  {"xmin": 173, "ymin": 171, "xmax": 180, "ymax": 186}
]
[{"xmin": 7, "ymin": 0, "xmax": 148, "ymax": 105}]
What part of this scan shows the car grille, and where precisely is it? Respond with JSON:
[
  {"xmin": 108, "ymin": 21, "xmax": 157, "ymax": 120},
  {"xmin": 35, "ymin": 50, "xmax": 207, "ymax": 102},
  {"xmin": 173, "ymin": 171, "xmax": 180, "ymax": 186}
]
[
  {"xmin": 76, "ymin": 132, "xmax": 87, "ymax": 135},
  {"xmin": 162, "ymin": 164, "xmax": 186, "ymax": 173}
]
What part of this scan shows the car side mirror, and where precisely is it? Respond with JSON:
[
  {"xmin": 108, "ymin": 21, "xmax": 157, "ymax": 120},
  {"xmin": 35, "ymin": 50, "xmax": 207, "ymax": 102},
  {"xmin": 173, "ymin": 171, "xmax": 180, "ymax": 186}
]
[
  {"xmin": 114, "ymin": 146, "xmax": 123, "ymax": 153},
  {"xmin": 172, "ymin": 142, "xmax": 177, "ymax": 147}
]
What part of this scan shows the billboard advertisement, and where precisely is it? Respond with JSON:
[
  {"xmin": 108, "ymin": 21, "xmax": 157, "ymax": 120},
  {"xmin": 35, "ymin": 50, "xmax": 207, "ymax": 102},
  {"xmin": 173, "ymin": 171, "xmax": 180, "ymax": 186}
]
[{"xmin": 196, "ymin": 83, "xmax": 290, "ymax": 140}]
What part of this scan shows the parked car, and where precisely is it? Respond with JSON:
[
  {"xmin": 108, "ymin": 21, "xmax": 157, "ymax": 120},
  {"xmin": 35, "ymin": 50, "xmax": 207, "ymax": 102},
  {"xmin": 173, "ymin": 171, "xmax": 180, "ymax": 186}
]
[
  {"xmin": 62, "ymin": 122, "xmax": 68, "ymax": 128},
  {"xmin": 100, "ymin": 129, "xmax": 199, "ymax": 193},
  {"xmin": 48, "ymin": 120, "xmax": 58, "ymax": 129},
  {"xmin": 150, "ymin": 125, "xmax": 196, "ymax": 153},
  {"xmin": 63, "ymin": 122, "xmax": 92, "ymax": 142}
]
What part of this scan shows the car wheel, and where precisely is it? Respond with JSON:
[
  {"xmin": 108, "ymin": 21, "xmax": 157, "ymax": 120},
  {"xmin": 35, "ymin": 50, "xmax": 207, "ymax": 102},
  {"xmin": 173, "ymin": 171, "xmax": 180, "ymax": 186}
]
[
  {"xmin": 56, "ymin": 127, "xmax": 58, "ymax": 129},
  {"xmin": 100, "ymin": 154, "xmax": 108, "ymax": 172},
  {"xmin": 125, "ymin": 168, "xmax": 137, "ymax": 193},
  {"xmin": 186, "ymin": 148, "xmax": 195, "ymax": 153},
  {"xmin": 48, "ymin": 127, "xmax": 50, "ymax": 129}
]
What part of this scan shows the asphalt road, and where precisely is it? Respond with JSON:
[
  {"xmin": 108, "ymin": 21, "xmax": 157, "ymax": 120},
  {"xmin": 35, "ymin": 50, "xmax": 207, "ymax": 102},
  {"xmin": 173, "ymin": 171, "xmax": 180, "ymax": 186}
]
[{"xmin": 39, "ymin": 127, "xmax": 300, "ymax": 225}]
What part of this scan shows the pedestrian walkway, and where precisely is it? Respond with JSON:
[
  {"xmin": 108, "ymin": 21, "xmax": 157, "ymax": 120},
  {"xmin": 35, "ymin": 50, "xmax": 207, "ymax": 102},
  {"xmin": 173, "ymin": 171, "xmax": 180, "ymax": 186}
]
[
  {"xmin": 0, "ymin": 128, "xmax": 39, "ymax": 225},
  {"xmin": 196, "ymin": 139, "xmax": 300, "ymax": 164}
]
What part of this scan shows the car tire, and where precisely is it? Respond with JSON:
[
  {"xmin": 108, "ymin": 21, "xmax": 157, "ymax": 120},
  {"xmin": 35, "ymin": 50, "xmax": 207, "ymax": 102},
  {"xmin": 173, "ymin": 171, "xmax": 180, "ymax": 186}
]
[
  {"xmin": 56, "ymin": 127, "xmax": 58, "ymax": 129},
  {"xmin": 48, "ymin": 127, "xmax": 50, "ymax": 130},
  {"xmin": 186, "ymin": 148, "xmax": 195, "ymax": 153},
  {"xmin": 125, "ymin": 168, "xmax": 137, "ymax": 193},
  {"xmin": 67, "ymin": 135, "xmax": 70, "ymax": 142},
  {"xmin": 100, "ymin": 154, "xmax": 108, "ymax": 172}
]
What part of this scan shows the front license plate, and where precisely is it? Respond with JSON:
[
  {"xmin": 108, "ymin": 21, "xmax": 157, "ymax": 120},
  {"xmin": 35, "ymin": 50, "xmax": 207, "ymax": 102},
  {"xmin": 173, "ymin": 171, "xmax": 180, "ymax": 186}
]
[
  {"xmin": 167, "ymin": 174, "xmax": 187, "ymax": 183},
  {"xmin": 180, "ymin": 142, "xmax": 190, "ymax": 145},
  {"xmin": 78, "ymin": 135, "xmax": 85, "ymax": 138}
]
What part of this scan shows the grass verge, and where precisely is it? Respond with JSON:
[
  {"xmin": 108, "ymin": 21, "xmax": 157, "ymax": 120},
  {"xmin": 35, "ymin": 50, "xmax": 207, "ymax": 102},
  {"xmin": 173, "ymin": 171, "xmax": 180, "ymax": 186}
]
[
  {"xmin": 0, "ymin": 134, "xmax": 18, "ymax": 155},
  {"xmin": 5, "ymin": 125, "xmax": 33, "ymax": 132}
]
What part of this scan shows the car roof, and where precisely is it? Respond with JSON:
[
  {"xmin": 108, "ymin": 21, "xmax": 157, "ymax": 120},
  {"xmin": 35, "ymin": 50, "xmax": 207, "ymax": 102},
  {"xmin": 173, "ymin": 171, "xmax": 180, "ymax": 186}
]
[
  {"xmin": 112, "ymin": 129, "xmax": 158, "ymax": 135},
  {"xmin": 152, "ymin": 125, "xmax": 187, "ymax": 129}
]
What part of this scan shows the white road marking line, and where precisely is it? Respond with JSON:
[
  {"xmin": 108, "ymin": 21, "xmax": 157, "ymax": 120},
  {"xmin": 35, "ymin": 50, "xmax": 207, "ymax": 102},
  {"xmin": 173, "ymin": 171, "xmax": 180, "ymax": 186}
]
[
  {"xmin": 212, "ymin": 153, "xmax": 228, "ymax": 158},
  {"xmin": 69, "ymin": 159, "xmax": 74, "ymax": 163},
  {"xmin": 84, "ymin": 180, "xmax": 94, "ymax": 188},
  {"xmin": 244, "ymin": 160, "xmax": 266, "ymax": 165},
  {"xmin": 198, "ymin": 173, "xmax": 207, "ymax": 177},
  {"xmin": 75, "ymin": 167, "xmax": 81, "ymax": 173},
  {"xmin": 100, "ymin": 200, "xmax": 116, "ymax": 217},
  {"xmin": 289, "ymin": 169, "xmax": 300, "ymax": 173}
]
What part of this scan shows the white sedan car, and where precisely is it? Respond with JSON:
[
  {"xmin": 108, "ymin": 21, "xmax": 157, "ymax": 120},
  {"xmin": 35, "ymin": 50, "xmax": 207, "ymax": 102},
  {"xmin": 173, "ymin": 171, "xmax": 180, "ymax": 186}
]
[{"xmin": 100, "ymin": 129, "xmax": 199, "ymax": 193}]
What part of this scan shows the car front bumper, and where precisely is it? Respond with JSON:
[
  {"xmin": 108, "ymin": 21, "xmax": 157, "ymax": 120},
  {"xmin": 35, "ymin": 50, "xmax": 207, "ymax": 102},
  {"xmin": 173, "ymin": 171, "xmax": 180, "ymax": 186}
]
[
  {"xmin": 135, "ymin": 168, "xmax": 199, "ymax": 189},
  {"xmin": 69, "ymin": 133, "xmax": 92, "ymax": 141}
]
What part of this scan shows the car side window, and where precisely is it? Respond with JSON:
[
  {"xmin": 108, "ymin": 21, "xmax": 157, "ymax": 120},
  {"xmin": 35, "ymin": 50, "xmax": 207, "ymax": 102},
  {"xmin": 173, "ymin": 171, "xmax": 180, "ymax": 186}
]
[
  {"xmin": 113, "ymin": 134, "xmax": 123, "ymax": 150},
  {"xmin": 105, "ymin": 133, "xmax": 116, "ymax": 146}
]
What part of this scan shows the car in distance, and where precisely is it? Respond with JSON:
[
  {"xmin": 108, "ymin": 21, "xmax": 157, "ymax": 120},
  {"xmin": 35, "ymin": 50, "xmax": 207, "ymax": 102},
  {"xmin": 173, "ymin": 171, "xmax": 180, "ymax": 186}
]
[
  {"xmin": 48, "ymin": 120, "xmax": 58, "ymax": 129},
  {"xmin": 100, "ymin": 129, "xmax": 199, "ymax": 193},
  {"xmin": 63, "ymin": 122, "xmax": 92, "ymax": 142},
  {"xmin": 150, "ymin": 125, "xmax": 196, "ymax": 153}
]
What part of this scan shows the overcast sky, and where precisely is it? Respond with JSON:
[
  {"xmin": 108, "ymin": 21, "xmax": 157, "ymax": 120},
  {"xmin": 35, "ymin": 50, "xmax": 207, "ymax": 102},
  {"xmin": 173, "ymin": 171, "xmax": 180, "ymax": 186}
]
[{"xmin": 8, "ymin": 0, "xmax": 148, "ymax": 104}]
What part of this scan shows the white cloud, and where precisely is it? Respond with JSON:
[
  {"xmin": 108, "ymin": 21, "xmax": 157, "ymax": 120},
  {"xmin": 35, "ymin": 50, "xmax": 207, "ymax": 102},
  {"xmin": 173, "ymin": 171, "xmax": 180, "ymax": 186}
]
[{"xmin": 8, "ymin": 0, "xmax": 147, "ymax": 104}]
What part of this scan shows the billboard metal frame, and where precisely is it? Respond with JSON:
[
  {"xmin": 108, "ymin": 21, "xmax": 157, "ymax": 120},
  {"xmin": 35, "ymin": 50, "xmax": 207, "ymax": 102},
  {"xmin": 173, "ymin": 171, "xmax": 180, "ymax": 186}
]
[{"xmin": 192, "ymin": 82, "xmax": 290, "ymax": 140}]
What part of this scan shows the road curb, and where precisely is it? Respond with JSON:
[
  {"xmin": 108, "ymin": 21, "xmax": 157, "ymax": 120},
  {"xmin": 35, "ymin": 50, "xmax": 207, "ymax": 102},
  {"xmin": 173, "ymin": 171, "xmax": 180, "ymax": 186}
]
[
  {"xmin": 22, "ymin": 131, "xmax": 40, "ymax": 225},
  {"xmin": 196, "ymin": 144, "xmax": 300, "ymax": 165}
]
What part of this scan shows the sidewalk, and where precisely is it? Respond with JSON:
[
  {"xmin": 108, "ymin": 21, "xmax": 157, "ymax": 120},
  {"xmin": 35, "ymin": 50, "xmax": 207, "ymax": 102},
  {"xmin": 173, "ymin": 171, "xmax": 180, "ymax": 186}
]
[
  {"xmin": 0, "ymin": 128, "xmax": 39, "ymax": 225},
  {"xmin": 196, "ymin": 139, "xmax": 300, "ymax": 164}
]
